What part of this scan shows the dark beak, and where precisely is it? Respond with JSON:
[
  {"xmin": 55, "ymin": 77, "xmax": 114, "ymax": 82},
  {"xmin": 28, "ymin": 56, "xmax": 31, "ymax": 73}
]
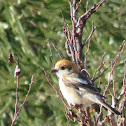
[{"xmin": 51, "ymin": 69, "xmax": 58, "ymax": 73}]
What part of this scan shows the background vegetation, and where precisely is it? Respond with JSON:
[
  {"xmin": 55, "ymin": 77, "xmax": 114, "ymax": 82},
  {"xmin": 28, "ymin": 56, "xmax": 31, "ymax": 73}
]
[{"xmin": 0, "ymin": 0, "xmax": 125, "ymax": 126}]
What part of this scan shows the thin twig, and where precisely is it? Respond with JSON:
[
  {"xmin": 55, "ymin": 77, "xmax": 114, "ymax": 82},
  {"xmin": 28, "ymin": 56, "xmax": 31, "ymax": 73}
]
[
  {"xmin": 17, "ymin": 75, "xmax": 34, "ymax": 116},
  {"xmin": 86, "ymin": 0, "xmax": 89, "ymax": 11},
  {"xmin": 60, "ymin": 10, "xmax": 72, "ymax": 59},
  {"xmin": 85, "ymin": 108, "xmax": 92, "ymax": 126},
  {"xmin": 75, "ymin": 0, "xmax": 82, "ymax": 12},
  {"xmin": 95, "ymin": 106, "xmax": 103, "ymax": 125},
  {"xmin": 118, "ymin": 60, "xmax": 126, "ymax": 101},
  {"xmin": 64, "ymin": 24, "xmax": 72, "ymax": 57},
  {"xmin": 76, "ymin": 0, "xmax": 106, "ymax": 29},
  {"xmin": 14, "ymin": 76, "xmax": 19, "ymax": 119},
  {"xmin": 64, "ymin": 107, "xmax": 72, "ymax": 126},
  {"xmin": 111, "ymin": 62, "xmax": 117, "ymax": 111},
  {"xmin": 60, "ymin": 10, "xmax": 66, "ymax": 24},
  {"xmin": 92, "ymin": 63, "xmax": 111, "ymax": 82},
  {"xmin": 85, "ymin": 21, "xmax": 96, "ymax": 69},
  {"xmin": 112, "ymin": 67, "xmax": 116, "ymax": 97},
  {"xmin": 100, "ymin": 116, "xmax": 108, "ymax": 125},
  {"xmin": 11, "ymin": 75, "xmax": 34, "ymax": 126},
  {"xmin": 48, "ymin": 40, "xmax": 54, "ymax": 67},
  {"xmin": 92, "ymin": 53, "xmax": 106, "ymax": 81},
  {"xmin": 104, "ymin": 40, "xmax": 126, "ymax": 96},
  {"xmin": 52, "ymin": 43, "xmax": 64, "ymax": 59},
  {"xmin": 93, "ymin": 53, "xmax": 106, "ymax": 88},
  {"xmin": 84, "ymin": 22, "xmax": 97, "ymax": 47},
  {"xmin": 118, "ymin": 59, "xmax": 126, "ymax": 115},
  {"xmin": 69, "ymin": 0, "xmax": 78, "ymax": 65},
  {"xmin": 93, "ymin": 40, "xmax": 126, "ymax": 82}
]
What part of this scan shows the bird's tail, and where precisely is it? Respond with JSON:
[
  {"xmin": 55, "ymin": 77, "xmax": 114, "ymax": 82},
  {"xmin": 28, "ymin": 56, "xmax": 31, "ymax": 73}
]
[{"xmin": 98, "ymin": 99, "xmax": 121, "ymax": 115}]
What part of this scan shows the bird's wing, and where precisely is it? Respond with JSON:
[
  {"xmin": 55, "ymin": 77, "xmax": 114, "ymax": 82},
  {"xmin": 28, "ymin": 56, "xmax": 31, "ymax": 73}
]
[
  {"xmin": 62, "ymin": 73, "xmax": 101, "ymax": 95},
  {"xmin": 78, "ymin": 70, "xmax": 93, "ymax": 85},
  {"xmin": 79, "ymin": 71, "xmax": 101, "ymax": 92},
  {"xmin": 80, "ymin": 69, "xmax": 93, "ymax": 85}
]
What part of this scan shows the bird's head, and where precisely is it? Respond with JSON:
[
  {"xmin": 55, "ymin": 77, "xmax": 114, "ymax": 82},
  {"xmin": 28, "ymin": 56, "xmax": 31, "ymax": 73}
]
[{"xmin": 51, "ymin": 59, "xmax": 79, "ymax": 78}]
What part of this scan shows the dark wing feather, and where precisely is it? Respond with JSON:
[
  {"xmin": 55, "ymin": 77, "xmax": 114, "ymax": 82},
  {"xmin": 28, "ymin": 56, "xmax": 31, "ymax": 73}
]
[
  {"xmin": 79, "ymin": 71, "xmax": 101, "ymax": 92},
  {"xmin": 80, "ymin": 69, "xmax": 92, "ymax": 85}
]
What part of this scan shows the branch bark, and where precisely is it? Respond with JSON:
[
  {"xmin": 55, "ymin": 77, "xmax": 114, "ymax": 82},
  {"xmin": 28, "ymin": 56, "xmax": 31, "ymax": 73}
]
[{"xmin": 64, "ymin": 0, "xmax": 106, "ymax": 70}]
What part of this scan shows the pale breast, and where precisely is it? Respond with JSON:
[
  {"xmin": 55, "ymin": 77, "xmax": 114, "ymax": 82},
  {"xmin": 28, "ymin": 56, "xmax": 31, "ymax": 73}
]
[
  {"xmin": 58, "ymin": 78, "xmax": 96, "ymax": 108},
  {"xmin": 58, "ymin": 78, "xmax": 82, "ymax": 106}
]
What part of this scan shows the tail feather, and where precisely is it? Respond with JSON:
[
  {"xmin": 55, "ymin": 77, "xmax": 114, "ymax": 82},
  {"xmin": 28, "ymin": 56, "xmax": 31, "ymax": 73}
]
[
  {"xmin": 87, "ymin": 93, "xmax": 121, "ymax": 115},
  {"xmin": 99, "ymin": 99, "xmax": 121, "ymax": 115}
]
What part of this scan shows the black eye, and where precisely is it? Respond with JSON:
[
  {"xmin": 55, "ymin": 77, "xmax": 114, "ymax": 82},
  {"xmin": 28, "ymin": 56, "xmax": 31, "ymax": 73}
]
[{"xmin": 61, "ymin": 66, "xmax": 65, "ymax": 70}]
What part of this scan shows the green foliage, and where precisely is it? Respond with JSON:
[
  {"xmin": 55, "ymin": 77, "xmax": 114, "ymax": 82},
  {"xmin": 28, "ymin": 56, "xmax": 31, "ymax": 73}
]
[{"xmin": 0, "ymin": 0, "xmax": 125, "ymax": 125}]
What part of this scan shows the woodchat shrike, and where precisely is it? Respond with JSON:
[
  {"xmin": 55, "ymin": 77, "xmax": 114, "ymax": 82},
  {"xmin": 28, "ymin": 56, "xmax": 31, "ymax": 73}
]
[{"xmin": 51, "ymin": 59, "xmax": 121, "ymax": 115}]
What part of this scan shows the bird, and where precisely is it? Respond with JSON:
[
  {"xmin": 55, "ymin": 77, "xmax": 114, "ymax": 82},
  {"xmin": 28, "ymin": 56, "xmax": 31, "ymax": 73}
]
[{"xmin": 51, "ymin": 59, "xmax": 121, "ymax": 115}]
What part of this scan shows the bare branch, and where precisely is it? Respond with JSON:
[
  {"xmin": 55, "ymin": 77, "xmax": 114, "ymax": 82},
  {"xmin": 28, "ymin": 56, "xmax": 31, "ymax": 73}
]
[
  {"xmin": 52, "ymin": 43, "xmax": 64, "ymax": 59},
  {"xmin": 112, "ymin": 68, "xmax": 116, "ymax": 97},
  {"xmin": 75, "ymin": 0, "xmax": 82, "ymax": 12},
  {"xmin": 85, "ymin": 108, "xmax": 92, "ymax": 126},
  {"xmin": 86, "ymin": 0, "xmax": 89, "ymax": 11},
  {"xmin": 65, "ymin": 0, "xmax": 106, "ymax": 70},
  {"xmin": 117, "ymin": 60, "xmax": 126, "ymax": 101},
  {"xmin": 84, "ymin": 21, "xmax": 96, "ymax": 69},
  {"xmin": 68, "ymin": 0, "xmax": 78, "ymax": 65},
  {"xmin": 64, "ymin": 24, "xmax": 73, "ymax": 57},
  {"xmin": 93, "ymin": 40, "xmax": 126, "ymax": 83},
  {"xmin": 60, "ymin": 10, "xmax": 66, "ymax": 25},
  {"xmin": 16, "ymin": 75, "xmax": 34, "ymax": 116},
  {"xmin": 95, "ymin": 106, "xmax": 103, "ymax": 125},
  {"xmin": 92, "ymin": 63, "xmax": 111, "ymax": 82},
  {"xmin": 92, "ymin": 53, "xmax": 106, "ymax": 82},
  {"xmin": 11, "ymin": 75, "xmax": 34, "ymax": 126},
  {"xmin": 47, "ymin": 40, "xmax": 54, "ymax": 67},
  {"xmin": 118, "ymin": 59, "xmax": 126, "ymax": 115},
  {"xmin": 76, "ymin": 0, "xmax": 106, "ymax": 34},
  {"xmin": 84, "ymin": 22, "xmax": 97, "ymax": 46},
  {"xmin": 14, "ymin": 76, "xmax": 19, "ymax": 120},
  {"xmin": 104, "ymin": 40, "xmax": 126, "ymax": 96},
  {"xmin": 61, "ymin": 10, "xmax": 72, "ymax": 59}
]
